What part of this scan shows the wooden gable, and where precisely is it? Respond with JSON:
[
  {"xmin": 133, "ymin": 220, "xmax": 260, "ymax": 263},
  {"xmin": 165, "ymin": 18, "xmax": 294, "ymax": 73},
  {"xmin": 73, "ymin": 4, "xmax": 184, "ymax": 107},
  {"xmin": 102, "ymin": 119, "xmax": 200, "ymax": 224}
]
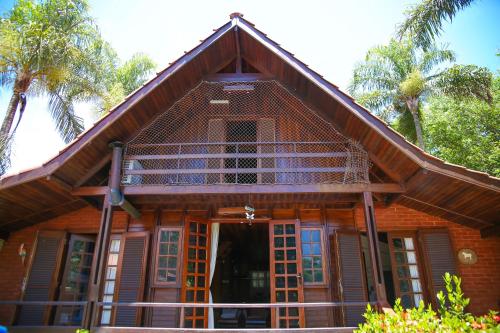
[{"xmin": 0, "ymin": 14, "xmax": 498, "ymax": 236}]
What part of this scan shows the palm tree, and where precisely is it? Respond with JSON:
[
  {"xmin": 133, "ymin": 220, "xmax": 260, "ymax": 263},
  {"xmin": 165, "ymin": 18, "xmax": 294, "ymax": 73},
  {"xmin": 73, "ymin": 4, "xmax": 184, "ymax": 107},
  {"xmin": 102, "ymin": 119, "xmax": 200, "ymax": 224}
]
[
  {"xmin": 349, "ymin": 39, "xmax": 492, "ymax": 150},
  {"xmin": 397, "ymin": 0, "xmax": 476, "ymax": 49},
  {"xmin": 0, "ymin": 0, "xmax": 104, "ymax": 172},
  {"xmin": 97, "ymin": 53, "xmax": 156, "ymax": 115},
  {"xmin": 0, "ymin": 0, "xmax": 156, "ymax": 174}
]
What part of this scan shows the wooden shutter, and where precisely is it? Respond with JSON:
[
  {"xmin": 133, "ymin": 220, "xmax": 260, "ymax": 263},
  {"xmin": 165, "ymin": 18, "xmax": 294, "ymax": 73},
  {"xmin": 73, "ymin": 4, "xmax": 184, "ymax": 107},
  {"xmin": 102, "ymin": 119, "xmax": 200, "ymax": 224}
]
[
  {"xmin": 257, "ymin": 118, "xmax": 276, "ymax": 184},
  {"xmin": 419, "ymin": 229, "xmax": 457, "ymax": 305},
  {"xmin": 17, "ymin": 230, "xmax": 66, "ymax": 326},
  {"xmin": 114, "ymin": 232, "xmax": 149, "ymax": 326},
  {"xmin": 333, "ymin": 230, "xmax": 367, "ymax": 327},
  {"xmin": 207, "ymin": 119, "xmax": 225, "ymax": 184}
]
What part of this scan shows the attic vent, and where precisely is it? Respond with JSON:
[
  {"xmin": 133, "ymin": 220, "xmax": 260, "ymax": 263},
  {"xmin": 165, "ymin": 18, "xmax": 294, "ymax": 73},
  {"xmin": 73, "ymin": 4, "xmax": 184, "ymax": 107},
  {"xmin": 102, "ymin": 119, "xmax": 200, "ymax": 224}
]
[
  {"xmin": 210, "ymin": 99, "xmax": 229, "ymax": 104},
  {"xmin": 223, "ymin": 84, "xmax": 254, "ymax": 92},
  {"xmin": 121, "ymin": 160, "xmax": 143, "ymax": 185}
]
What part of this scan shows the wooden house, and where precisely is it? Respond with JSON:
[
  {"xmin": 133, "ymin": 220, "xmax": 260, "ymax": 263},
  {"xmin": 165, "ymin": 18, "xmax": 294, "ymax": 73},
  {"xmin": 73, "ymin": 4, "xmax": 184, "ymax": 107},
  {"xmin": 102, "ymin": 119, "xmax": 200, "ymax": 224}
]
[{"xmin": 0, "ymin": 13, "xmax": 498, "ymax": 332}]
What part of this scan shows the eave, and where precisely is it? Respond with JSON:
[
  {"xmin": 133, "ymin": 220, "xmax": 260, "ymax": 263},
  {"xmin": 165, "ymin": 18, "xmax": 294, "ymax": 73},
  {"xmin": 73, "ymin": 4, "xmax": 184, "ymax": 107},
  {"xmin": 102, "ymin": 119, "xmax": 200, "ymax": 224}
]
[{"xmin": 0, "ymin": 15, "xmax": 498, "ymax": 236}]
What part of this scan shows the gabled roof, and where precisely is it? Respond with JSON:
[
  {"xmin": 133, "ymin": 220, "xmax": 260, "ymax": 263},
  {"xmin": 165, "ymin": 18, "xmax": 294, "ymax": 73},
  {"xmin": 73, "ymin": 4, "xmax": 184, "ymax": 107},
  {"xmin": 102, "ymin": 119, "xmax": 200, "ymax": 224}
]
[{"xmin": 0, "ymin": 14, "xmax": 498, "ymax": 235}]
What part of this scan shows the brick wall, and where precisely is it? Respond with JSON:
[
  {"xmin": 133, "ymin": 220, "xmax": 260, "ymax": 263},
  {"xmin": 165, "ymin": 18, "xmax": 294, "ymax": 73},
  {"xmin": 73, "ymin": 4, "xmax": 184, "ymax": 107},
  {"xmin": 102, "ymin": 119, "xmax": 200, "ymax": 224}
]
[
  {"xmin": 0, "ymin": 203, "xmax": 498, "ymax": 325},
  {"xmin": 354, "ymin": 204, "xmax": 500, "ymax": 315}
]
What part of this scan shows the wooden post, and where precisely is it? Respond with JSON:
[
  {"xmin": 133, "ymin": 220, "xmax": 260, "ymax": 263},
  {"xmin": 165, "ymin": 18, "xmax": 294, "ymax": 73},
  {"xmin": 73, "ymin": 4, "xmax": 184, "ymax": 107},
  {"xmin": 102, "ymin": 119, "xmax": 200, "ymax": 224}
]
[
  {"xmin": 362, "ymin": 192, "xmax": 388, "ymax": 307},
  {"xmin": 83, "ymin": 197, "xmax": 114, "ymax": 328},
  {"xmin": 83, "ymin": 142, "xmax": 124, "ymax": 328}
]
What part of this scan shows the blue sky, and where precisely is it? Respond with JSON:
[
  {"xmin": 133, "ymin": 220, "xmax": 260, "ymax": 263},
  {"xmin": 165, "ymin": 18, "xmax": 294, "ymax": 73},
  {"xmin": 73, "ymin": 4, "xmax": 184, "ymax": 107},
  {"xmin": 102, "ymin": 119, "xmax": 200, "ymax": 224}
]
[{"xmin": 0, "ymin": 0, "xmax": 499, "ymax": 174}]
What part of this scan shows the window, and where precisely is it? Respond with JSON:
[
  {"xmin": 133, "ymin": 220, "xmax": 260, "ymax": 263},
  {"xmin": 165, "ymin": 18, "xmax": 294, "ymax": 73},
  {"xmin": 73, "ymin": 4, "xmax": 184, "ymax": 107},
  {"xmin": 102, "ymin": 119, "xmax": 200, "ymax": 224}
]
[
  {"xmin": 225, "ymin": 121, "xmax": 257, "ymax": 184},
  {"xmin": 101, "ymin": 236, "xmax": 121, "ymax": 325},
  {"xmin": 389, "ymin": 234, "xmax": 424, "ymax": 308},
  {"xmin": 250, "ymin": 271, "xmax": 269, "ymax": 289},
  {"xmin": 156, "ymin": 228, "xmax": 181, "ymax": 284},
  {"xmin": 301, "ymin": 228, "xmax": 325, "ymax": 284}
]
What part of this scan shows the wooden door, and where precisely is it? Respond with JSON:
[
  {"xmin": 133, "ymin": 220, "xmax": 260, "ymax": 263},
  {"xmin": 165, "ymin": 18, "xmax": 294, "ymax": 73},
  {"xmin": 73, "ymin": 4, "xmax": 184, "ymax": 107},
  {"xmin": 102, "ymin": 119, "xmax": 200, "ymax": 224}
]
[
  {"xmin": 181, "ymin": 217, "xmax": 211, "ymax": 328},
  {"xmin": 269, "ymin": 220, "xmax": 305, "ymax": 328},
  {"xmin": 54, "ymin": 234, "xmax": 96, "ymax": 326}
]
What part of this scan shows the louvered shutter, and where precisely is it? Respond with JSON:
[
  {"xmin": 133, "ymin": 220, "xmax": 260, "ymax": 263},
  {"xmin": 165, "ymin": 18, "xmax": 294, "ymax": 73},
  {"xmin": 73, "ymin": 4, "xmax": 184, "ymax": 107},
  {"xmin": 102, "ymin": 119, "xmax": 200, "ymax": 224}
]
[
  {"xmin": 334, "ymin": 231, "xmax": 367, "ymax": 327},
  {"xmin": 114, "ymin": 232, "xmax": 149, "ymax": 326},
  {"xmin": 207, "ymin": 119, "xmax": 225, "ymax": 184},
  {"xmin": 17, "ymin": 231, "xmax": 66, "ymax": 325},
  {"xmin": 419, "ymin": 229, "xmax": 457, "ymax": 304},
  {"xmin": 257, "ymin": 118, "xmax": 276, "ymax": 183}
]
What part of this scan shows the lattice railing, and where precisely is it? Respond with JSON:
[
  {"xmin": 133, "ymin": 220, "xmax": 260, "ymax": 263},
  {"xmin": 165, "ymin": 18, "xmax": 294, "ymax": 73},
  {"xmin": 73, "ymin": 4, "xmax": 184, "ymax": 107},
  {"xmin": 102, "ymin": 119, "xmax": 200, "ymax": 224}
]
[
  {"xmin": 123, "ymin": 80, "xmax": 371, "ymax": 186},
  {"xmin": 122, "ymin": 141, "xmax": 369, "ymax": 186}
]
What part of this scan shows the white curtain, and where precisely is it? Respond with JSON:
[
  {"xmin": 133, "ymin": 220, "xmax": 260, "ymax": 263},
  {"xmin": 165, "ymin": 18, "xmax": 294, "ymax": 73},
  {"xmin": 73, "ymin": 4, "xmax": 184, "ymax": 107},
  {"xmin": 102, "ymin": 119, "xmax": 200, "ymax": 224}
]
[{"xmin": 208, "ymin": 223, "xmax": 220, "ymax": 328}]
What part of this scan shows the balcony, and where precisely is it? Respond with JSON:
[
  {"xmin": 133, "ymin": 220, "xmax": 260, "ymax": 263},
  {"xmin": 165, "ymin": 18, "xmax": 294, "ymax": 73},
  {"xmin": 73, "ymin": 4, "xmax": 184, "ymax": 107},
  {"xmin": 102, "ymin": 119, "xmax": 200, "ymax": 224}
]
[{"xmin": 122, "ymin": 141, "xmax": 370, "ymax": 187}]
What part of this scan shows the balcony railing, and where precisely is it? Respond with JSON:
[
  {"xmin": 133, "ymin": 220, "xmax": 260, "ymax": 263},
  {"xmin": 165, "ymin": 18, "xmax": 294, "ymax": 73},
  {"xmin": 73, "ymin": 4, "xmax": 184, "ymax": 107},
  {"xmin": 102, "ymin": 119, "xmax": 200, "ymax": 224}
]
[
  {"xmin": 122, "ymin": 141, "xmax": 369, "ymax": 186},
  {"xmin": 1, "ymin": 300, "xmax": 372, "ymax": 331}
]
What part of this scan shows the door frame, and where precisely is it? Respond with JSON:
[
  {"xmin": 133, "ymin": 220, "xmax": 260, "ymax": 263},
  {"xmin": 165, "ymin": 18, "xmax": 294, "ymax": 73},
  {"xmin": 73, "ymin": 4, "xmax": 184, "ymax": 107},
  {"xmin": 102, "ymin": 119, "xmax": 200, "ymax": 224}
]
[{"xmin": 180, "ymin": 217, "xmax": 307, "ymax": 328}]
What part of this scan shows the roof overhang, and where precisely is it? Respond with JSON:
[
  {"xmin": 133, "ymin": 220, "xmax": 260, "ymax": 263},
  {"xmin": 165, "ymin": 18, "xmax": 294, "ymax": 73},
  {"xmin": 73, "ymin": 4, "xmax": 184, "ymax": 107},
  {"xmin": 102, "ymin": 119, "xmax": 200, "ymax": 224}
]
[{"xmin": 0, "ymin": 15, "xmax": 498, "ymax": 235}]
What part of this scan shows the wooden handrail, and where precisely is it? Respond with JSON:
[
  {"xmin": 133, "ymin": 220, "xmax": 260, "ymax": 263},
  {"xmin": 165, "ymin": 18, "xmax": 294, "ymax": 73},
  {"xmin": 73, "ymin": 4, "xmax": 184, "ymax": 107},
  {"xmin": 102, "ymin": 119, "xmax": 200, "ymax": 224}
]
[
  {"xmin": 124, "ymin": 167, "xmax": 353, "ymax": 175},
  {"xmin": 93, "ymin": 301, "xmax": 373, "ymax": 308},
  {"xmin": 127, "ymin": 141, "xmax": 347, "ymax": 148},
  {"xmin": 0, "ymin": 300, "xmax": 87, "ymax": 305},
  {"xmin": 125, "ymin": 152, "xmax": 349, "ymax": 160}
]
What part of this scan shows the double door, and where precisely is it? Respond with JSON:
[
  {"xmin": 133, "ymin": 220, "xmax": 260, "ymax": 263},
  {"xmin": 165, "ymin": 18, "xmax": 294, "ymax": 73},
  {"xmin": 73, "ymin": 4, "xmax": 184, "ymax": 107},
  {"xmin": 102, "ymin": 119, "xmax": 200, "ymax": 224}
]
[{"xmin": 180, "ymin": 218, "xmax": 305, "ymax": 328}]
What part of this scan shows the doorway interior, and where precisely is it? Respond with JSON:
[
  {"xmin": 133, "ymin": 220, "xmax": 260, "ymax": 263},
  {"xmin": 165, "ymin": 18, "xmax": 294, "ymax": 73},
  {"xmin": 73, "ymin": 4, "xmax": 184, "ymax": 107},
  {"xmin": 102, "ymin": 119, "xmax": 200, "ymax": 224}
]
[{"xmin": 211, "ymin": 223, "xmax": 270, "ymax": 328}]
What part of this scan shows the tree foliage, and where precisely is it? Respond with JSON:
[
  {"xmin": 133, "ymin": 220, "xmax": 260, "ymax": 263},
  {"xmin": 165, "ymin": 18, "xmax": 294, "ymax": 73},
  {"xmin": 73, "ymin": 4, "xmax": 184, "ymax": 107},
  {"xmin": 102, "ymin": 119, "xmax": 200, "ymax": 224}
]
[
  {"xmin": 0, "ymin": 0, "xmax": 155, "ymax": 174},
  {"xmin": 424, "ymin": 74, "xmax": 500, "ymax": 177},
  {"xmin": 356, "ymin": 273, "xmax": 500, "ymax": 332},
  {"xmin": 397, "ymin": 0, "xmax": 476, "ymax": 49},
  {"xmin": 349, "ymin": 39, "xmax": 492, "ymax": 150},
  {"xmin": 96, "ymin": 53, "xmax": 156, "ymax": 115}
]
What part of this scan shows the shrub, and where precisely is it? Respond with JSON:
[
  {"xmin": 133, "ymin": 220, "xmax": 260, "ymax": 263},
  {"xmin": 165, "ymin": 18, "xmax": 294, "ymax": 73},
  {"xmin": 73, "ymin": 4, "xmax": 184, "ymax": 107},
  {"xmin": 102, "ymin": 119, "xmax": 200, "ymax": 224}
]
[{"xmin": 356, "ymin": 273, "xmax": 500, "ymax": 332}]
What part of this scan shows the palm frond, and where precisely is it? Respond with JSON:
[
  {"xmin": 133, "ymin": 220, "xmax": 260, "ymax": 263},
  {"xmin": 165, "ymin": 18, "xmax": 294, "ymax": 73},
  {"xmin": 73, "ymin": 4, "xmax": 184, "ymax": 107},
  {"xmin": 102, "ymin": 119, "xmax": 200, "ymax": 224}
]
[
  {"xmin": 48, "ymin": 90, "xmax": 84, "ymax": 143},
  {"xmin": 355, "ymin": 90, "xmax": 397, "ymax": 121},
  {"xmin": 397, "ymin": 0, "xmax": 476, "ymax": 49},
  {"xmin": 432, "ymin": 64, "xmax": 493, "ymax": 104},
  {"xmin": 418, "ymin": 45, "xmax": 455, "ymax": 74}
]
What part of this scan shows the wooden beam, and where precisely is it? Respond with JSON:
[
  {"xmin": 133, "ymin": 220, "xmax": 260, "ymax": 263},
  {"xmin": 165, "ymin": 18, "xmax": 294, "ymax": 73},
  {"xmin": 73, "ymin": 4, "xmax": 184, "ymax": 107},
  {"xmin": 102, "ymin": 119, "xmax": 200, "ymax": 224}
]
[
  {"xmin": 92, "ymin": 328, "xmax": 356, "ymax": 333},
  {"xmin": 72, "ymin": 186, "xmax": 107, "ymax": 196},
  {"xmin": 234, "ymin": 26, "xmax": 242, "ymax": 73},
  {"xmin": 203, "ymin": 73, "xmax": 270, "ymax": 82},
  {"xmin": 480, "ymin": 224, "xmax": 500, "ymax": 238},
  {"xmin": 74, "ymin": 153, "xmax": 111, "ymax": 187},
  {"xmin": 368, "ymin": 153, "xmax": 402, "ymax": 183},
  {"xmin": 46, "ymin": 175, "xmax": 73, "ymax": 192},
  {"xmin": 73, "ymin": 183, "xmax": 404, "ymax": 197}
]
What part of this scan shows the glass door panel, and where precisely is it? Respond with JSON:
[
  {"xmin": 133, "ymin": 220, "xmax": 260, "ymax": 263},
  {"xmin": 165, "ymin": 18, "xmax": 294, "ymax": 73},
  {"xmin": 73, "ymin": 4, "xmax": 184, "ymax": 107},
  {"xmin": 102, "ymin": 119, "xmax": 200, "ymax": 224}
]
[
  {"xmin": 181, "ymin": 217, "xmax": 211, "ymax": 328},
  {"xmin": 389, "ymin": 233, "xmax": 425, "ymax": 308},
  {"xmin": 269, "ymin": 220, "xmax": 305, "ymax": 328},
  {"xmin": 55, "ymin": 234, "xmax": 96, "ymax": 326}
]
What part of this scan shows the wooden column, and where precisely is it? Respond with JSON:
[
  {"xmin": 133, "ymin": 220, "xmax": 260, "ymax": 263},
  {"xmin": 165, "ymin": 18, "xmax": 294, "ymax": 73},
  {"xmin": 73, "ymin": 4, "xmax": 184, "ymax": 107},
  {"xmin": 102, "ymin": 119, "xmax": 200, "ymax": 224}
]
[
  {"xmin": 362, "ymin": 191, "xmax": 388, "ymax": 306},
  {"xmin": 83, "ymin": 197, "xmax": 114, "ymax": 328},
  {"xmin": 83, "ymin": 142, "xmax": 124, "ymax": 328}
]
